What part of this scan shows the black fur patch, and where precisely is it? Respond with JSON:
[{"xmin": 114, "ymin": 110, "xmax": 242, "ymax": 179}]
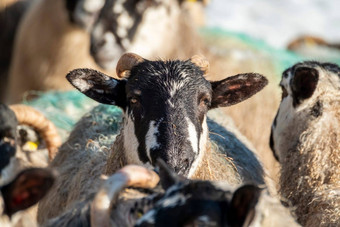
[
  {"xmin": 311, "ymin": 100, "xmax": 323, "ymax": 118},
  {"xmin": 0, "ymin": 103, "xmax": 18, "ymax": 171},
  {"xmin": 269, "ymin": 130, "xmax": 279, "ymax": 162},
  {"xmin": 269, "ymin": 113, "xmax": 279, "ymax": 162},
  {"xmin": 291, "ymin": 67, "xmax": 319, "ymax": 107},
  {"xmin": 64, "ymin": 0, "xmax": 78, "ymax": 23}
]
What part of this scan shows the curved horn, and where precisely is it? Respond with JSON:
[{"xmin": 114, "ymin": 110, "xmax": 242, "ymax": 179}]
[
  {"xmin": 116, "ymin": 53, "xmax": 145, "ymax": 78},
  {"xmin": 190, "ymin": 54, "xmax": 210, "ymax": 74},
  {"xmin": 91, "ymin": 165, "xmax": 159, "ymax": 227},
  {"xmin": 9, "ymin": 105, "xmax": 62, "ymax": 161}
]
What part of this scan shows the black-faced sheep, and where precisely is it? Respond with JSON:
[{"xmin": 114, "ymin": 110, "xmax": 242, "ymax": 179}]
[
  {"xmin": 7, "ymin": 0, "xmax": 106, "ymax": 103},
  {"xmin": 89, "ymin": 0, "xmax": 283, "ymax": 188},
  {"xmin": 0, "ymin": 168, "xmax": 55, "ymax": 227},
  {"xmin": 0, "ymin": 103, "xmax": 61, "ymax": 183},
  {"xmin": 270, "ymin": 61, "xmax": 340, "ymax": 226},
  {"xmin": 44, "ymin": 162, "xmax": 299, "ymax": 227},
  {"xmin": 37, "ymin": 53, "xmax": 267, "ymax": 224}
]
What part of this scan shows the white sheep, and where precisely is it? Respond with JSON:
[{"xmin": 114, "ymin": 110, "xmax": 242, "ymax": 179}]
[
  {"xmin": 270, "ymin": 61, "xmax": 340, "ymax": 226},
  {"xmin": 37, "ymin": 53, "xmax": 268, "ymax": 224}
]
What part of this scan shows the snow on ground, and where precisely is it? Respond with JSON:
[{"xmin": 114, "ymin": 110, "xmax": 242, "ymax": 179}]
[{"xmin": 206, "ymin": 0, "xmax": 340, "ymax": 48}]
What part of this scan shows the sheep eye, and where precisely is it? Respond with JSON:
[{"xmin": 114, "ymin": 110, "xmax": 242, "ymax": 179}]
[
  {"xmin": 199, "ymin": 97, "xmax": 210, "ymax": 107},
  {"xmin": 281, "ymin": 85, "xmax": 288, "ymax": 99}
]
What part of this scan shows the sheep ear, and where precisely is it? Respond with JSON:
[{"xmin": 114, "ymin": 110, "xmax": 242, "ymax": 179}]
[
  {"xmin": 228, "ymin": 185, "xmax": 261, "ymax": 227},
  {"xmin": 157, "ymin": 159, "xmax": 186, "ymax": 190},
  {"xmin": 1, "ymin": 168, "xmax": 55, "ymax": 217},
  {"xmin": 291, "ymin": 67, "xmax": 319, "ymax": 106},
  {"xmin": 66, "ymin": 68, "xmax": 126, "ymax": 108},
  {"xmin": 210, "ymin": 73, "xmax": 268, "ymax": 109}
]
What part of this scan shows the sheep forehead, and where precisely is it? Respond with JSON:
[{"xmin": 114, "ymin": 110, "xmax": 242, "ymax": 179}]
[{"xmin": 128, "ymin": 61, "xmax": 208, "ymax": 97}]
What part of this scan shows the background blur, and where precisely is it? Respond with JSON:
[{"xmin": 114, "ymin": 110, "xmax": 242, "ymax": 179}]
[{"xmin": 207, "ymin": 0, "xmax": 340, "ymax": 48}]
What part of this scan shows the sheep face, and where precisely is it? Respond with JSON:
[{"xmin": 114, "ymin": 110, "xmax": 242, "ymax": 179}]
[
  {"xmin": 65, "ymin": 0, "xmax": 105, "ymax": 31},
  {"xmin": 0, "ymin": 104, "xmax": 17, "ymax": 175},
  {"xmin": 67, "ymin": 54, "xmax": 267, "ymax": 177},
  {"xmin": 270, "ymin": 61, "xmax": 340, "ymax": 161},
  {"xmin": 90, "ymin": 0, "xmax": 181, "ymax": 70}
]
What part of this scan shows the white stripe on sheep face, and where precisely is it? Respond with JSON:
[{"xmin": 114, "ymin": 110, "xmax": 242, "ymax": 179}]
[{"xmin": 67, "ymin": 53, "xmax": 268, "ymax": 177}]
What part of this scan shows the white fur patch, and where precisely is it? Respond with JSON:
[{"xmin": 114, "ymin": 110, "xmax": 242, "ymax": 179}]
[
  {"xmin": 113, "ymin": 0, "xmax": 125, "ymax": 14},
  {"xmin": 145, "ymin": 120, "xmax": 162, "ymax": 162},
  {"xmin": 197, "ymin": 215, "xmax": 211, "ymax": 223},
  {"xmin": 103, "ymin": 32, "xmax": 116, "ymax": 46},
  {"xmin": 160, "ymin": 193, "xmax": 186, "ymax": 208},
  {"xmin": 123, "ymin": 112, "xmax": 143, "ymax": 165},
  {"xmin": 188, "ymin": 116, "xmax": 208, "ymax": 178},
  {"xmin": 169, "ymin": 80, "xmax": 187, "ymax": 98},
  {"xmin": 129, "ymin": 3, "xmax": 180, "ymax": 57},
  {"xmin": 186, "ymin": 117, "xmax": 198, "ymax": 154},
  {"xmin": 83, "ymin": 0, "xmax": 105, "ymax": 12},
  {"xmin": 72, "ymin": 78, "xmax": 93, "ymax": 92},
  {"xmin": 117, "ymin": 12, "xmax": 133, "ymax": 32}
]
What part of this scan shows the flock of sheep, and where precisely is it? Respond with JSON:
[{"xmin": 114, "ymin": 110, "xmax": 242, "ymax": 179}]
[{"xmin": 0, "ymin": 0, "xmax": 339, "ymax": 226}]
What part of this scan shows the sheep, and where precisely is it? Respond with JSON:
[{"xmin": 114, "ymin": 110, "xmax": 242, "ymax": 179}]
[
  {"xmin": 90, "ymin": 0, "xmax": 189, "ymax": 71},
  {"xmin": 0, "ymin": 0, "xmax": 32, "ymax": 102},
  {"xmin": 44, "ymin": 162, "xmax": 299, "ymax": 227},
  {"xmin": 89, "ymin": 0, "xmax": 283, "ymax": 189},
  {"xmin": 37, "ymin": 53, "xmax": 268, "ymax": 224},
  {"xmin": 270, "ymin": 61, "xmax": 340, "ymax": 226},
  {"xmin": 0, "ymin": 167, "xmax": 55, "ymax": 227},
  {"xmin": 6, "ymin": 0, "xmax": 106, "ymax": 103},
  {"xmin": 0, "ymin": 103, "xmax": 61, "ymax": 183}
]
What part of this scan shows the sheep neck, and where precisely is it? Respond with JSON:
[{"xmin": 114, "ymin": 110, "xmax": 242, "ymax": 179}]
[{"xmin": 279, "ymin": 109, "xmax": 340, "ymax": 226}]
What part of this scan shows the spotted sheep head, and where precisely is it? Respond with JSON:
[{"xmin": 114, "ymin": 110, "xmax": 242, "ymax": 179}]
[
  {"xmin": 270, "ymin": 61, "xmax": 340, "ymax": 162},
  {"xmin": 134, "ymin": 160, "xmax": 262, "ymax": 227},
  {"xmin": 90, "ymin": 0, "xmax": 184, "ymax": 70},
  {"xmin": 67, "ymin": 53, "xmax": 268, "ymax": 177}
]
